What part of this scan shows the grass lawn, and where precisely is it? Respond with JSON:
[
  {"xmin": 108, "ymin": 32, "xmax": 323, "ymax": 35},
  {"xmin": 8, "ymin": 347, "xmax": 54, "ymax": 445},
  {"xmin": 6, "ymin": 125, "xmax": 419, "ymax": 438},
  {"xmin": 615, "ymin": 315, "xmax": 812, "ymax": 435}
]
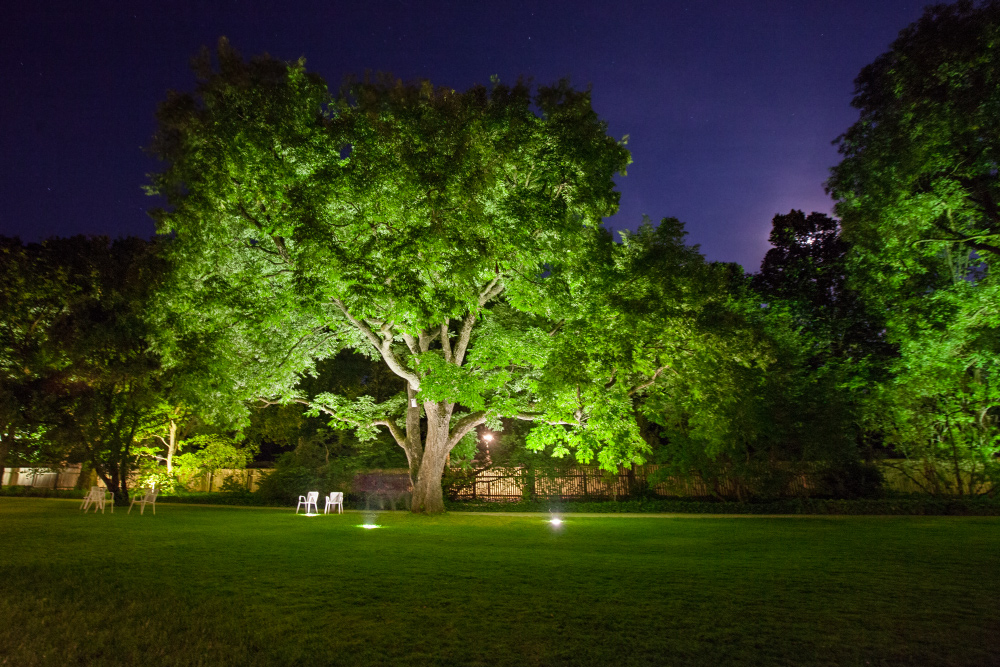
[{"xmin": 0, "ymin": 498, "xmax": 997, "ymax": 666}]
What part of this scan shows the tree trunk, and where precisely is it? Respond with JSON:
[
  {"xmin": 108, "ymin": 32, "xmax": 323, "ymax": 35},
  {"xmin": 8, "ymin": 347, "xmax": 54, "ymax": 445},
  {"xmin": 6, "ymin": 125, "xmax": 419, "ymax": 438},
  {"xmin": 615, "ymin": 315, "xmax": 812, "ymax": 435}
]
[
  {"xmin": 0, "ymin": 427, "xmax": 10, "ymax": 487},
  {"xmin": 408, "ymin": 402, "xmax": 454, "ymax": 514},
  {"xmin": 96, "ymin": 466, "xmax": 130, "ymax": 506},
  {"xmin": 411, "ymin": 453, "xmax": 448, "ymax": 513},
  {"xmin": 165, "ymin": 420, "xmax": 178, "ymax": 474}
]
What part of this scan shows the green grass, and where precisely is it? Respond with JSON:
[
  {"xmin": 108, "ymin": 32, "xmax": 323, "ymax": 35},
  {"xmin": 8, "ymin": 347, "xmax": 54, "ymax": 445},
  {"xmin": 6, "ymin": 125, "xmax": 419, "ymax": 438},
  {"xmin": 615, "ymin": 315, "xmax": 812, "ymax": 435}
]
[{"xmin": 1, "ymin": 498, "xmax": 997, "ymax": 666}]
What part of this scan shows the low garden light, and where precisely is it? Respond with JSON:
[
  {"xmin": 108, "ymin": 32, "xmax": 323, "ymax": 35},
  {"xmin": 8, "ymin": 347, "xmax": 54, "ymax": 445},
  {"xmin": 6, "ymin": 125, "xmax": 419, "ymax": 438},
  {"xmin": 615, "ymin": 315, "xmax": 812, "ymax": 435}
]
[{"xmin": 359, "ymin": 524, "xmax": 380, "ymax": 529}]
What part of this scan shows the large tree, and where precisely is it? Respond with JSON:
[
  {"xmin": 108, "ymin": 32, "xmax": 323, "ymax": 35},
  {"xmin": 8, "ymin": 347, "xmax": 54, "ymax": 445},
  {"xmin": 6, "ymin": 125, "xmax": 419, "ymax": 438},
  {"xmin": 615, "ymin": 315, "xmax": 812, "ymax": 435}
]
[
  {"xmin": 827, "ymin": 1, "xmax": 1000, "ymax": 494},
  {"xmin": 148, "ymin": 41, "xmax": 634, "ymax": 512},
  {"xmin": 0, "ymin": 236, "xmax": 168, "ymax": 502},
  {"xmin": 0, "ymin": 237, "xmax": 85, "ymax": 482}
]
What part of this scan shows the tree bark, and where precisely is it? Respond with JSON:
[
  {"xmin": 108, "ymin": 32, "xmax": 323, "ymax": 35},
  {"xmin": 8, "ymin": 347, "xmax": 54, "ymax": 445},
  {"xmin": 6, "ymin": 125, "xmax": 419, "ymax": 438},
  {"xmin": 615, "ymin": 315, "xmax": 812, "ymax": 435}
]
[
  {"xmin": 409, "ymin": 402, "xmax": 453, "ymax": 513},
  {"xmin": 0, "ymin": 425, "xmax": 10, "ymax": 487},
  {"xmin": 165, "ymin": 419, "xmax": 178, "ymax": 474}
]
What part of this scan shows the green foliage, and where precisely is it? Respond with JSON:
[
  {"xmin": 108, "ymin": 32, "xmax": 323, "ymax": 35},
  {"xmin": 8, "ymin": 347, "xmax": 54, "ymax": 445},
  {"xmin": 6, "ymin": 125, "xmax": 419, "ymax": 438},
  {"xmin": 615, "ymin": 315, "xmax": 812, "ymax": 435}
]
[
  {"xmin": 0, "ymin": 236, "xmax": 174, "ymax": 503},
  {"xmin": 147, "ymin": 40, "xmax": 680, "ymax": 512},
  {"xmin": 829, "ymin": 1, "xmax": 1000, "ymax": 280},
  {"xmin": 174, "ymin": 435, "xmax": 257, "ymax": 474},
  {"xmin": 253, "ymin": 429, "xmax": 406, "ymax": 504},
  {"xmin": 828, "ymin": 2, "xmax": 1000, "ymax": 495}
]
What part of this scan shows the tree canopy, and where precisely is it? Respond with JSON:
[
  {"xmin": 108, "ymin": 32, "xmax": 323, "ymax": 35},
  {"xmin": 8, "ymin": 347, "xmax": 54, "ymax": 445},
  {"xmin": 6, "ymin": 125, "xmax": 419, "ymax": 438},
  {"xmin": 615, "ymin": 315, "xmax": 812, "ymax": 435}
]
[{"xmin": 149, "ymin": 40, "xmax": 645, "ymax": 512}]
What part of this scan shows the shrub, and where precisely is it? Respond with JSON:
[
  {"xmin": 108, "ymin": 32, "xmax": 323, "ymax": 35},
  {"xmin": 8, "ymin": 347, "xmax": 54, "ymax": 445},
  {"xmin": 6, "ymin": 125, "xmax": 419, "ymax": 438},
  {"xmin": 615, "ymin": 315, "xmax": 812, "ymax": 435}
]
[{"xmin": 444, "ymin": 495, "xmax": 1000, "ymax": 515}]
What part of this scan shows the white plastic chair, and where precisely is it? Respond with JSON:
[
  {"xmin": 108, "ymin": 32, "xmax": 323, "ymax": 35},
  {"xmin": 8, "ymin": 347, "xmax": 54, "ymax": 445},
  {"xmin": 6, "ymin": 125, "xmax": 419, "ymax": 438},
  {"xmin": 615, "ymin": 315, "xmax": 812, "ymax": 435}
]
[
  {"xmin": 80, "ymin": 486, "xmax": 101, "ymax": 511},
  {"xmin": 296, "ymin": 491, "xmax": 319, "ymax": 514},
  {"xmin": 128, "ymin": 488, "xmax": 158, "ymax": 515},
  {"xmin": 324, "ymin": 491, "xmax": 344, "ymax": 514}
]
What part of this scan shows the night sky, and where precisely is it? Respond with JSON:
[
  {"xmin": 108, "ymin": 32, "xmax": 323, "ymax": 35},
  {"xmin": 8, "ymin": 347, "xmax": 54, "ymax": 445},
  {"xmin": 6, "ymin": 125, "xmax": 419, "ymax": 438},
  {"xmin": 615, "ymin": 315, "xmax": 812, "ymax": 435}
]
[{"xmin": 2, "ymin": 0, "xmax": 926, "ymax": 271}]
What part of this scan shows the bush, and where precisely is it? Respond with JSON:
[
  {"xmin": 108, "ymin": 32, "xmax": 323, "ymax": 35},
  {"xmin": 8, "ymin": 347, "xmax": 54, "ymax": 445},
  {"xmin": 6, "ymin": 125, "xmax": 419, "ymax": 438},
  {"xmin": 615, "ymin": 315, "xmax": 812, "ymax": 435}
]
[
  {"xmin": 253, "ymin": 461, "xmax": 323, "ymax": 504},
  {"xmin": 0, "ymin": 486, "xmax": 85, "ymax": 499},
  {"xmin": 156, "ymin": 491, "xmax": 276, "ymax": 506},
  {"xmin": 818, "ymin": 459, "xmax": 885, "ymax": 499},
  {"xmin": 444, "ymin": 495, "xmax": 1000, "ymax": 515}
]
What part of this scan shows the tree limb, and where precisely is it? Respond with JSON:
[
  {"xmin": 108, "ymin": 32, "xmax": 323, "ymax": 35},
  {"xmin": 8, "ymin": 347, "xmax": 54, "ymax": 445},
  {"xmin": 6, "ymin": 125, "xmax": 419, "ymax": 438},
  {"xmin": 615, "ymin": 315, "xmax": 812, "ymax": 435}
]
[
  {"xmin": 419, "ymin": 327, "xmax": 441, "ymax": 354},
  {"xmin": 628, "ymin": 366, "xmax": 675, "ymax": 396},
  {"xmin": 478, "ymin": 275, "xmax": 505, "ymax": 306},
  {"xmin": 452, "ymin": 310, "xmax": 477, "ymax": 367},
  {"xmin": 514, "ymin": 413, "xmax": 579, "ymax": 426},
  {"xmin": 373, "ymin": 419, "xmax": 408, "ymax": 448},
  {"xmin": 332, "ymin": 298, "xmax": 421, "ymax": 389},
  {"xmin": 440, "ymin": 320, "xmax": 453, "ymax": 363},
  {"xmin": 446, "ymin": 411, "xmax": 487, "ymax": 449},
  {"xmin": 402, "ymin": 332, "xmax": 420, "ymax": 356}
]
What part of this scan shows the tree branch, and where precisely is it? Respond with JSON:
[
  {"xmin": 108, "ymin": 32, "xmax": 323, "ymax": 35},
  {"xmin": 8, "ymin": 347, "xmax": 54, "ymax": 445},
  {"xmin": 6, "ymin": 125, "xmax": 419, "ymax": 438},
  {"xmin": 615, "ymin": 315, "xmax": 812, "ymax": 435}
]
[
  {"xmin": 373, "ymin": 419, "xmax": 408, "ymax": 448},
  {"xmin": 447, "ymin": 411, "xmax": 487, "ymax": 450},
  {"xmin": 912, "ymin": 234, "xmax": 1000, "ymax": 255},
  {"xmin": 452, "ymin": 310, "xmax": 477, "ymax": 367},
  {"xmin": 514, "ymin": 413, "xmax": 579, "ymax": 426},
  {"xmin": 478, "ymin": 275, "xmax": 505, "ymax": 307},
  {"xmin": 402, "ymin": 332, "xmax": 420, "ymax": 356},
  {"xmin": 332, "ymin": 298, "xmax": 421, "ymax": 389},
  {"xmin": 440, "ymin": 320, "xmax": 453, "ymax": 363},
  {"xmin": 628, "ymin": 366, "xmax": 673, "ymax": 396}
]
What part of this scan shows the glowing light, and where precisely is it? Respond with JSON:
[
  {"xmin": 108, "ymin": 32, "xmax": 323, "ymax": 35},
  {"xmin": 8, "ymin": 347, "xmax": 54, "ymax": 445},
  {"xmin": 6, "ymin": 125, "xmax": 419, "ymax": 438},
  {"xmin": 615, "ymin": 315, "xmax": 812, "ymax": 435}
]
[
  {"xmin": 302, "ymin": 513, "xmax": 319, "ymax": 517},
  {"xmin": 359, "ymin": 524, "xmax": 380, "ymax": 529},
  {"xmin": 549, "ymin": 517, "xmax": 563, "ymax": 526},
  {"xmin": 482, "ymin": 433, "xmax": 494, "ymax": 442}
]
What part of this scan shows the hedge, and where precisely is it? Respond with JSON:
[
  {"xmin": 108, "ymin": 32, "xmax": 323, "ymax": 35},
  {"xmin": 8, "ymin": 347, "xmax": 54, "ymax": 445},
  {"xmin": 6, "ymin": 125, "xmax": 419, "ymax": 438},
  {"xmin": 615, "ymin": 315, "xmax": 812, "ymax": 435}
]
[{"xmin": 444, "ymin": 496, "xmax": 1000, "ymax": 516}]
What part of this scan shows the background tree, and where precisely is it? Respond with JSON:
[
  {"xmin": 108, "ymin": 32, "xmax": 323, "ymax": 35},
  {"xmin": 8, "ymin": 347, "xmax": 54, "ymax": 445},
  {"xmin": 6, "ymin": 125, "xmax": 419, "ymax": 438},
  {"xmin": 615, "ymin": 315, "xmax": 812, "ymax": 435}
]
[
  {"xmin": 43, "ymin": 237, "xmax": 167, "ymax": 503},
  {"xmin": 0, "ymin": 236, "xmax": 167, "ymax": 498},
  {"xmin": 0, "ymin": 237, "xmax": 83, "ymax": 482},
  {"xmin": 752, "ymin": 211, "xmax": 894, "ymax": 488},
  {"xmin": 0, "ymin": 235, "xmax": 190, "ymax": 503},
  {"xmin": 828, "ymin": 0, "xmax": 1000, "ymax": 494},
  {"xmin": 149, "ymin": 41, "xmax": 632, "ymax": 512},
  {"xmin": 755, "ymin": 210, "xmax": 890, "ymax": 362}
]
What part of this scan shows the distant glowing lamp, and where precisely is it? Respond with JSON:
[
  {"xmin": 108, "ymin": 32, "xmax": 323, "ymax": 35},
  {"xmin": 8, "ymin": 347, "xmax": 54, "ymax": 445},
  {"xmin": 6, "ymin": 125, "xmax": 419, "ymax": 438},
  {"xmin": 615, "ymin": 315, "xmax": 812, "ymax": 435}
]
[
  {"xmin": 482, "ymin": 433, "xmax": 494, "ymax": 443},
  {"xmin": 359, "ymin": 524, "xmax": 380, "ymax": 529},
  {"xmin": 549, "ymin": 517, "xmax": 563, "ymax": 527}
]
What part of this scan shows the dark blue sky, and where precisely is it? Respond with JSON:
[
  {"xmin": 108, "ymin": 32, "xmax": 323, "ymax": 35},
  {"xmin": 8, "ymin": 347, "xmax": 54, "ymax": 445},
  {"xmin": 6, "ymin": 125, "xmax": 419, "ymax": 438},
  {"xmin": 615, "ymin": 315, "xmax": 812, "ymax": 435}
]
[{"xmin": 1, "ymin": 0, "xmax": 926, "ymax": 271}]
